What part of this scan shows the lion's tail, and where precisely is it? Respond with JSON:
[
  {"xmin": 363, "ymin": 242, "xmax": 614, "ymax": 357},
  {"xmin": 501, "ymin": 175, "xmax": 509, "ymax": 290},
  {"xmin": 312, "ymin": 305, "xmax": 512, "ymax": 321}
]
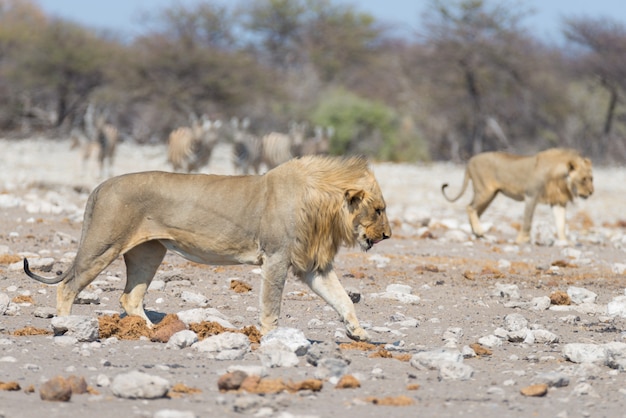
[
  {"xmin": 441, "ymin": 169, "xmax": 470, "ymax": 202},
  {"xmin": 23, "ymin": 258, "xmax": 67, "ymax": 285}
]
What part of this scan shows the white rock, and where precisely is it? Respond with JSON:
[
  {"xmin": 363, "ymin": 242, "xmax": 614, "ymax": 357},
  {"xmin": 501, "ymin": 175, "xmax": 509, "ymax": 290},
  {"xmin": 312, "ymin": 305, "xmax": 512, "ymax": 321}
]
[
  {"xmin": 531, "ymin": 296, "xmax": 552, "ymax": 311},
  {"xmin": 613, "ymin": 263, "xmax": 626, "ymax": 275},
  {"xmin": 176, "ymin": 308, "xmax": 234, "ymax": 328},
  {"xmin": 180, "ymin": 291, "xmax": 209, "ymax": 307},
  {"xmin": 193, "ymin": 332, "xmax": 250, "ymax": 360},
  {"xmin": 96, "ymin": 374, "xmax": 111, "ymax": 387},
  {"xmin": 313, "ymin": 357, "xmax": 349, "ymax": 381},
  {"xmin": 51, "ymin": 315, "xmax": 99, "ymax": 342},
  {"xmin": 438, "ymin": 361, "xmax": 474, "ymax": 381},
  {"xmin": 110, "ymin": 370, "xmax": 171, "ymax": 399},
  {"xmin": 385, "ymin": 284, "xmax": 412, "ymax": 294},
  {"xmin": 567, "ymin": 286, "xmax": 597, "ymax": 305},
  {"xmin": 535, "ymin": 371, "xmax": 570, "ymax": 387},
  {"xmin": 410, "ymin": 349, "xmax": 463, "ymax": 370},
  {"xmin": 0, "ymin": 293, "xmax": 9, "ymax": 315},
  {"xmin": 532, "ymin": 329, "xmax": 559, "ymax": 344},
  {"xmin": 261, "ymin": 327, "xmax": 310, "ymax": 356},
  {"xmin": 504, "ymin": 313, "xmax": 528, "ymax": 331},
  {"xmin": 75, "ymin": 291, "xmax": 100, "ymax": 305},
  {"xmin": 607, "ymin": 296, "xmax": 626, "ymax": 318},
  {"xmin": 226, "ymin": 364, "xmax": 267, "ymax": 377},
  {"xmin": 562, "ymin": 343, "xmax": 608, "ymax": 365},
  {"xmin": 165, "ymin": 330, "xmax": 198, "ymax": 349},
  {"xmin": 493, "ymin": 283, "xmax": 520, "ymax": 299},
  {"xmin": 149, "ymin": 280, "xmax": 166, "ymax": 291},
  {"xmin": 153, "ymin": 410, "xmax": 196, "ymax": 418},
  {"xmin": 257, "ymin": 339, "xmax": 300, "ymax": 368},
  {"xmin": 478, "ymin": 335, "xmax": 503, "ymax": 348}
]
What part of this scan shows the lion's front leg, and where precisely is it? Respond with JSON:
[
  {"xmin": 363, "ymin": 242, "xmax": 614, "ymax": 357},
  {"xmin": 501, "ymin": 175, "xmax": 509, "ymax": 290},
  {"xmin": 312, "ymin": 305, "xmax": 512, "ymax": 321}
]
[
  {"xmin": 259, "ymin": 260, "xmax": 289, "ymax": 335},
  {"xmin": 516, "ymin": 195, "xmax": 538, "ymax": 244},
  {"xmin": 304, "ymin": 269, "xmax": 370, "ymax": 342},
  {"xmin": 552, "ymin": 204, "xmax": 569, "ymax": 245}
]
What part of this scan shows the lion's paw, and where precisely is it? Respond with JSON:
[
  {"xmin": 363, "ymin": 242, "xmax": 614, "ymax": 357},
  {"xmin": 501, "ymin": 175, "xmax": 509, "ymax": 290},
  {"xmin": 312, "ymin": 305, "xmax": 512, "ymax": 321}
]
[{"xmin": 347, "ymin": 327, "xmax": 371, "ymax": 342}]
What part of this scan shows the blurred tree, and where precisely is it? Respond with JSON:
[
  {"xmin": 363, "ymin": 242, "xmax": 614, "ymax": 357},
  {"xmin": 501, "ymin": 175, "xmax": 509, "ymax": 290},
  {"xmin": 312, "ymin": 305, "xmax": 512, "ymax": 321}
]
[
  {"xmin": 419, "ymin": 0, "xmax": 539, "ymax": 159},
  {"xmin": 8, "ymin": 17, "xmax": 115, "ymax": 130},
  {"xmin": 564, "ymin": 16, "xmax": 626, "ymax": 160}
]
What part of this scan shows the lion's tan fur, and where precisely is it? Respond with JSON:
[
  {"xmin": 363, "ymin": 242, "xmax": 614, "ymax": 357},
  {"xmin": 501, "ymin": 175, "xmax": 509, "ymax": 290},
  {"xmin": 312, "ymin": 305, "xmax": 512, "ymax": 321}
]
[
  {"xmin": 25, "ymin": 155, "xmax": 391, "ymax": 341},
  {"xmin": 442, "ymin": 148, "xmax": 593, "ymax": 244}
]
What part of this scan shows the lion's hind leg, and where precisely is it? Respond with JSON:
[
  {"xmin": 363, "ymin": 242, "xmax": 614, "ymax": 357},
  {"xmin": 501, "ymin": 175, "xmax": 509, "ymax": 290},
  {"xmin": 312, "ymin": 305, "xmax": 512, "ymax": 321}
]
[
  {"xmin": 467, "ymin": 189, "xmax": 497, "ymax": 237},
  {"xmin": 57, "ymin": 245, "xmax": 122, "ymax": 316},
  {"xmin": 303, "ymin": 269, "xmax": 370, "ymax": 342},
  {"xmin": 121, "ymin": 241, "xmax": 167, "ymax": 324}
]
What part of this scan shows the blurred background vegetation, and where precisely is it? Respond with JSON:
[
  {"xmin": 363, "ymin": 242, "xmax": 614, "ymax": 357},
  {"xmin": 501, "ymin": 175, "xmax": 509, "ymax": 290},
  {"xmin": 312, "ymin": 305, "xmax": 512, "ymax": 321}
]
[{"xmin": 1, "ymin": 0, "xmax": 626, "ymax": 163}]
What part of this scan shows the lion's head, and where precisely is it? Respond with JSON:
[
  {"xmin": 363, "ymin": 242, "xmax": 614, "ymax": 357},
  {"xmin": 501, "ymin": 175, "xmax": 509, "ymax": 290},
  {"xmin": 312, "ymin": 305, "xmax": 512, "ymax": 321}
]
[
  {"xmin": 289, "ymin": 156, "xmax": 391, "ymax": 274},
  {"xmin": 567, "ymin": 156, "xmax": 594, "ymax": 199}
]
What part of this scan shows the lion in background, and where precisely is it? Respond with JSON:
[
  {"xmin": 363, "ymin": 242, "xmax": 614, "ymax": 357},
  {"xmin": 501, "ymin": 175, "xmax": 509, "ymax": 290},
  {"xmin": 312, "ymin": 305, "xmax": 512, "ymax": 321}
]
[
  {"xmin": 24, "ymin": 155, "xmax": 391, "ymax": 342},
  {"xmin": 442, "ymin": 148, "xmax": 593, "ymax": 245}
]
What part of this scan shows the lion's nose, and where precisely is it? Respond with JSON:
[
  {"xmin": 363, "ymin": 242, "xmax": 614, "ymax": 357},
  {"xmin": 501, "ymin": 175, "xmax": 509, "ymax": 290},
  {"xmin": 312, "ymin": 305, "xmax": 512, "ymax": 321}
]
[{"xmin": 382, "ymin": 232, "xmax": 391, "ymax": 240}]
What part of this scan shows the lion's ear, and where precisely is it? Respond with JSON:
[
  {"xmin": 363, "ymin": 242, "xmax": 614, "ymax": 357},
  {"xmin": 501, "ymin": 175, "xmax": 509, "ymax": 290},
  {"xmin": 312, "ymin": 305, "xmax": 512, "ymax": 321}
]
[
  {"xmin": 568, "ymin": 161, "xmax": 576, "ymax": 172},
  {"xmin": 345, "ymin": 189, "xmax": 365, "ymax": 207}
]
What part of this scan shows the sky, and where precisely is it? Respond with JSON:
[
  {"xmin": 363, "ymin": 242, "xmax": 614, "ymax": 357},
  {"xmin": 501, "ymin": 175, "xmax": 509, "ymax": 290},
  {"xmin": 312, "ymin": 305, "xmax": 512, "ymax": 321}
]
[{"xmin": 35, "ymin": 0, "xmax": 626, "ymax": 44}]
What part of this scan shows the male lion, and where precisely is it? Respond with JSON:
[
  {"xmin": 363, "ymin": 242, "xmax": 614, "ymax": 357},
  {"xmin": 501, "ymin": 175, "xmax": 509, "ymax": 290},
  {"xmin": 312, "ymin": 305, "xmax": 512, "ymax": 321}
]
[
  {"xmin": 441, "ymin": 148, "xmax": 593, "ymax": 244},
  {"xmin": 24, "ymin": 155, "xmax": 391, "ymax": 342}
]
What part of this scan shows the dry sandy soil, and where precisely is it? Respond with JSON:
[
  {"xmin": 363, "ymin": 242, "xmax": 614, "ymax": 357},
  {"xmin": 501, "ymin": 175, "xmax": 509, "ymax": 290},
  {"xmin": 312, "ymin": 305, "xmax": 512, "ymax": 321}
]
[{"xmin": 1, "ymin": 138, "xmax": 626, "ymax": 418}]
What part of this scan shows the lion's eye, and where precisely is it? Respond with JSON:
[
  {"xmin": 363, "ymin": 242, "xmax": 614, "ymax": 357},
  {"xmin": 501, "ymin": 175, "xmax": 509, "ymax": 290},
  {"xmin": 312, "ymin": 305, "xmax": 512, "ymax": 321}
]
[{"xmin": 375, "ymin": 208, "xmax": 382, "ymax": 216}]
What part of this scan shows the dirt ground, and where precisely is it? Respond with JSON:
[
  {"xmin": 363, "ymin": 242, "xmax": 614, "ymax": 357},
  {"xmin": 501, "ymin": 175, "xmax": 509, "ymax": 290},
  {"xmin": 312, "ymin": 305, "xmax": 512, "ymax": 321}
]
[{"xmin": 1, "ymin": 138, "xmax": 626, "ymax": 418}]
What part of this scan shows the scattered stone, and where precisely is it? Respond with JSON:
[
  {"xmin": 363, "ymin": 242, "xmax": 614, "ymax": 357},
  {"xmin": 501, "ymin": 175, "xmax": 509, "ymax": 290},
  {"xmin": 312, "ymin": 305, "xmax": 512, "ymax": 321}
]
[
  {"xmin": 562, "ymin": 343, "xmax": 608, "ymax": 365},
  {"xmin": 75, "ymin": 291, "xmax": 100, "ymax": 305},
  {"xmin": 363, "ymin": 395, "xmax": 414, "ymax": 406},
  {"xmin": 67, "ymin": 375, "xmax": 88, "ymax": 394},
  {"xmin": 469, "ymin": 343, "xmax": 492, "ymax": 356},
  {"xmin": 257, "ymin": 339, "xmax": 300, "ymax": 368},
  {"xmin": 51, "ymin": 315, "xmax": 99, "ymax": 342},
  {"xmin": 230, "ymin": 279, "xmax": 252, "ymax": 293},
  {"xmin": 306, "ymin": 341, "xmax": 346, "ymax": 366},
  {"xmin": 260, "ymin": 327, "xmax": 311, "ymax": 356},
  {"xmin": 0, "ymin": 381, "xmax": 20, "ymax": 391},
  {"xmin": 151, "ymin": 315, "xmax": 187, "ymax": 343},
  {"xmin": 313, "ymin": 358, "xmax": 350, "ymax": 381},
  {"xmin": 39, "ymin": 376, "xmax": 72, "ymax": 402},
  {"xmin": 335, "ymin": 375, "xmax": 360, "ymax": 389},
  {"xmin": 535, "ymin": 371, "xmax": 570, "ymax": 388},
  {"xmin": 33, "ymin": 306, "xmax": 56, "ymax": 318},
  {"xmin": 218, "ymin": 370, "xmax": 249, "ymax": 392},
  {"xmin": 194, "ymin": 332, "xmax": 250, "ymax": 360},
  {"xmin": 110, "ymin": 370, "xmax": 171, "ymax": 399},
  {"xmin": 567, "ymin": 287, "xmax": 597, "ymax": 305},
  {"xmin": 166, "ymin": 330, "xmax": 199, "ymax": 349},
  {"xmin": 493, "ymin": 283, "xmax": 520, "ymax": 299},
  {"xmin": 177, "ymin": 308, "xmax": 235, "ymax": 329},
  {"xmin": 153, "ymin": 410, "xmax": 197, "ymax": 418},
  {"xmin": 0, "ymin": 293, "xmax": 10, "ymax": 315},
  {"xmin": 520, "ymin": 383, "xmax": 548, "ymax": 397},
  {"xmin": 550, "ymin": 291, "xmax": 571, "ymax": 305}
]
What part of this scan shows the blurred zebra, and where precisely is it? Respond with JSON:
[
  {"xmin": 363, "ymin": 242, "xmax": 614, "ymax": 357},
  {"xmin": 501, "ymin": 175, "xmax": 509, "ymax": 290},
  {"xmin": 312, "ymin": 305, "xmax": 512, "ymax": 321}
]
[
  {"xmin": 231, "ymin": 117, "xmax": 263, "ymax": 175},
  {"xmin": 299, "ymin": 125, "xmax": 333, "ymax": 156},
  {"xmin": 167, "ymin": 116, "xmax": 222, "ymax": 173},
  {"xmin": 70, "ymin": 112, "xmax": 119, "ymax": 179},
  {"xmin": 261, "ymin": 122, "xmax": 307, "ymax": 170}
]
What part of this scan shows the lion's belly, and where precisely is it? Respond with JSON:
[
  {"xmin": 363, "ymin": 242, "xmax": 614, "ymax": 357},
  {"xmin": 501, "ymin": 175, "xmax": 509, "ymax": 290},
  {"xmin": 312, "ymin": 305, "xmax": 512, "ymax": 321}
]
[{"xmin": 159, "ymin": 239, "xmax": 261, "ymax": 266}]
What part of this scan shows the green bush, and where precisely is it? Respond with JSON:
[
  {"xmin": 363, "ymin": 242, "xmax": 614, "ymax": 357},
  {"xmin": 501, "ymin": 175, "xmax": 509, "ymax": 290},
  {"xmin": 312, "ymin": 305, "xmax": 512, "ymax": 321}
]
[{"xmin": 311, "ymin": 88, "xmax": 428, "ymax": 161}]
